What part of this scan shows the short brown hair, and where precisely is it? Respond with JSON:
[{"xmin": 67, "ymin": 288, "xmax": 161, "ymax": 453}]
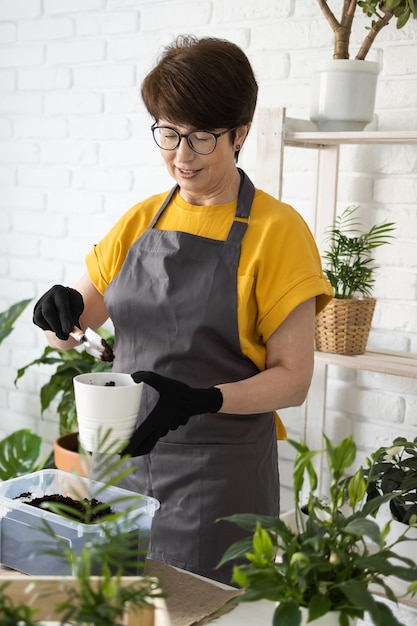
[{"xmin": 141, "ymin": 35, "xmax": 258, "ymax": 132}]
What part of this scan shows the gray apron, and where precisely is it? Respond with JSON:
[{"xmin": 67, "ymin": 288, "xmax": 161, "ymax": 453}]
[{"xmin": 103, "ymin": 169, "xmax": 279, "ymax": 584}]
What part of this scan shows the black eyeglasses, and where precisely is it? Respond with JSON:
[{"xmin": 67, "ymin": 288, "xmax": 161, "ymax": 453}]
[{"xmin": 151, "ymin": 124, "xmax": 234, "ymax": 155}]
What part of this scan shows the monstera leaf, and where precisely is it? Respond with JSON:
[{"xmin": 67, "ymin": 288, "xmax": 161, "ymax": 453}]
[
  {"xmin": 0, "ymin": 299, "xmax": 31, "ymax": 346},
  {"xmin": 0, "ymin": 429, "xmax": 47, "ymax": 480}
]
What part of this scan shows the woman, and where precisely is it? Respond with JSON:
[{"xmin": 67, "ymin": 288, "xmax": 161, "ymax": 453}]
[{"xmin": 33, "ymin": 35, "xmax": 333, "ymax": 584}]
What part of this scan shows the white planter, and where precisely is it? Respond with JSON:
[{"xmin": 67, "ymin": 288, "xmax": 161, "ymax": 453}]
[
  {"xmin": 310, "ymin": 59, "xmax": 380, "ymax": 131},
  {"xmin": 385, "ymin": 517, "xmax": 417, "ymax": 566},
  {"xmin": 300, "ymin": 607, "xmax": 357, "ymax": 626}
]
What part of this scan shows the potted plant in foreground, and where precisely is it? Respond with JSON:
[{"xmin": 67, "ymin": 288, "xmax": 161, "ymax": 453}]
[
  {"xmin": 315, "ymin": 205, "xmax": 395, "ymax": 355},
  {"xmin": 311, "ymin": 1, "xmax": 417, "ymax": 130},
  {"xmin": 218, "ymin": 435, "xmax": 417, "ymax": 626},
  {"xmin": 0, "ymin": 438, "xmax": 165, "ymax": 626}
]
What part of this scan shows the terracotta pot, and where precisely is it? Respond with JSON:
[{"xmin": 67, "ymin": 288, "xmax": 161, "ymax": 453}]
[{"xmin": 54, "ymin": 431, "xmax": 90, "ymax": 477}]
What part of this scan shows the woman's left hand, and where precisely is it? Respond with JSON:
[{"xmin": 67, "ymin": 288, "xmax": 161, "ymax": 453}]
[{"xmin": 122, "ymin": 371, "xmax": 223, "ymax": 456}]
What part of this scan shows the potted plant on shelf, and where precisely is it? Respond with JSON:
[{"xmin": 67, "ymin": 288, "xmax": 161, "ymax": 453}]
[
  {"xmin": 311, "ymin": 1, "xmax": 417, "ymax": 130},
  {"xmin": 218, "ymin": 435, "xmax": 417, "ymax": 626},
  {"xmin": 315, "ymin": 204, "xmax": 395, "ymax": 355},
  {"xmin": 14, "ymin": 329, "xmax": 114, "ymax": 476}
]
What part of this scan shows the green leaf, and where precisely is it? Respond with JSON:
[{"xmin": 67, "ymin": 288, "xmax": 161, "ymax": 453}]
[
  {"xmin": 0, "ymin": 429, "xmax": 45, "ymax": 480},
  {"xmin": 308, "ymin": 593, "xmax": 331, "ymax": 621},
  {"xmin": 273, "ymin": 599, "xmax": 301, "ymax": 626},
  {"xmin": 325, "ymin": 434, "xmax": 356, "ymax": 479},
  {"xmin": 397, "ymin": 7, "xmax": 411, "ymax": 28},
  {"xmin": 0, "ymin": 299, "xmax": 31, "ymax": 346},
  {"xmin": 217, "ymin": 537, "xmax": 254, "ymax": 567},
  {"xmin": 251, "ymin": 523, "xmax": 276, "ymax": 564},
  {"xmin": 347, "ymin": 468, "xmax": 366, "ymax": 507},
  {"xmin": 338, "ymin": 578, "xmax": 375, "ymax": 613},
  {"xmin": 344, "ymin": 517, "xmax": 381, "ymax": 544},
  {"xmin": 219, "ymin": 512, "xmax": 288, "ymax": 534},
  {"xmin": 289, "ymin": 438, "xmax": 319, "ymax": 494},
  {"xmin": 372, "ymin": 601, "xmax": 405, "ymax": 626}
]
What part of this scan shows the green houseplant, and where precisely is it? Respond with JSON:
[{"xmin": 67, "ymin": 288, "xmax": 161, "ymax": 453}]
[
  {"xmin": 0, "ymin": 298, "xmax": 31, "ymax": 346},
  {"xmin": 0, "ymin": 299, "xmax": 49, "ymax": 480},
  {"xmin": 219, "ymin": 435, "xmax": 417, "ymax": 626},
  {"xmin": 315, "ymin": 205, "xmax": 395, "ymax": 355},
  {"xmin": 15, "ymin": 329, "xmax": 114, "ymax": 436},
  {"xmin": 363, "ymin": 436, "xmax": 417, "ymax": 525},
  {"xmin": 311, "ymin": 2, "xmax": 417, "ymax": 130},
  {"xmin": 14, "ymin": 330, "xmax": 114, "ymax": 475}
]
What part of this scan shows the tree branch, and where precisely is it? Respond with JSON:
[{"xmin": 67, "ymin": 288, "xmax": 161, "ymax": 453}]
[
  {"xmin": 355, "ymin": 10, "xmax": 394, "ymax": 60},
  {"xmin": 317, "ymin": 0, "xmax": 358, "ymax": 59}
]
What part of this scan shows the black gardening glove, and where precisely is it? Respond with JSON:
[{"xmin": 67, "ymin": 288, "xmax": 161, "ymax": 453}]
[
  {"xmin": 33, "ymin": 285, "xmax": 84, "ymax": 341},
  {"xmin": 122, "ymin": 371, "xmax": 223, "ymax": 457}
]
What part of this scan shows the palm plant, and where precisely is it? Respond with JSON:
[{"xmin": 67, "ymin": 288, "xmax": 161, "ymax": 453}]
[
  {"xmin": 322, "ymin": 205, "xmax": 395, "ymax": 299},
  {"xmin": 317, "ymin": 1, "xmax": 417, "ymax": 61},
  {"xmin": 0, "ymin": 582, "xmax": 41, "ymax": 626},
  {"xmin": 1, "ymin": 440, "xmax": 164, "ymax": 626}
]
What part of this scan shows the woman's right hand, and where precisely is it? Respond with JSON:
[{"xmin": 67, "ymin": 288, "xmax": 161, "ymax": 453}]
[{"xmin": 33, "ymin": 285, "xmax": 84, "ymax": 340}]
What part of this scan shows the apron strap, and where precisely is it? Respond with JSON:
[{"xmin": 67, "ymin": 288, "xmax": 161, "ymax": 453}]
[
  {"xmin": 149, "ymin": 185, "xmax": 179, "ymax": 228},
  {"xmin": 226, "ymin": 169, "xmax": 255, "ymax": 244},
  {"xmin": 149, "ymin": 169, "xmax": 255, "ymax": 245}
]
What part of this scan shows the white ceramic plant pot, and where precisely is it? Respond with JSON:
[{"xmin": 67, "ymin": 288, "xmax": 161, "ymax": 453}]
[
  {"xmin": 300, "ymin": 607, "xmax": 357, "ymax": 625},
  {"xmin": 385, "ymin": 517, "xmax": 417, "ymax": 566},
  {"xmin": 310, "ymin": 59, "xmax": 380, "ymax": 131},
  {"xmin": 73, "ymin": 372, "xmax": 143, "ymax": 453}
]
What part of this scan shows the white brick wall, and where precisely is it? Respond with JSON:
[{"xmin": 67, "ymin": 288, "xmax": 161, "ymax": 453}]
[{"xmin": 1, "ymin": 0, "xmax": 416, "ymax": 514}]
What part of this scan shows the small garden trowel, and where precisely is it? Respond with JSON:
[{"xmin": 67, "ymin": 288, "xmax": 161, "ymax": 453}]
[{"xmin": 70, "ymin": 326, "xmax": 114, "ymax": 362}]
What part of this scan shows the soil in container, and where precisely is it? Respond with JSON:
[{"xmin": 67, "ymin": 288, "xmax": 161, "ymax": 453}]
[{"xmin": 16, "ymin": 492, "xmax": 114, "ymax": 522}]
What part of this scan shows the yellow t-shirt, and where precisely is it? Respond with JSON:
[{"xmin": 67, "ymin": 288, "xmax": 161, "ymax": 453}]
[{"xmin": 86, "ymin": 187, "xmax": 333, "ymax": 439}]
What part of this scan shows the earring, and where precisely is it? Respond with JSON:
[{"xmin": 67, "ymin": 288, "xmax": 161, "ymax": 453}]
[{"xmin": 235, "ymin": 144, "xmax": 241, "ymax": 150}]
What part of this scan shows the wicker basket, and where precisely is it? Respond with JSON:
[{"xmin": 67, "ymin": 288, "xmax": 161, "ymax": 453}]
[{"xmin": 315, "ymin": 297, "xmax": 376, "ymax": 356}]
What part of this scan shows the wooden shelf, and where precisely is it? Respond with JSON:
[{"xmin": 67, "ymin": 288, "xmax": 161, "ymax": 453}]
[
  {"xmin": 315, "ymin": 348, "xmax": 417, "ymax": 379},
  {"xmin": 256, "ymin": 108, "xmax": 417, "ymax": 488},
  {"xmin": 285, "ymin": 126, "xmax": 417, "ymax": 149},
  {"xmin": 285, "ymin": 130, "xmax": 417, "ymax": 147}
]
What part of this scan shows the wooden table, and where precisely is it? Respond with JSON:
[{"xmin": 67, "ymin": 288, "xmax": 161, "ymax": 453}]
[{"xmin": 2, "ymin": 548, "xmax": 417, "ymax": 626}]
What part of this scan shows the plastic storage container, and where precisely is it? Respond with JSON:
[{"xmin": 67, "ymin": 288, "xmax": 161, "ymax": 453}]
[{"xmin": 0, "ymin": 469, "xmax": 160, "ymax": 575}]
